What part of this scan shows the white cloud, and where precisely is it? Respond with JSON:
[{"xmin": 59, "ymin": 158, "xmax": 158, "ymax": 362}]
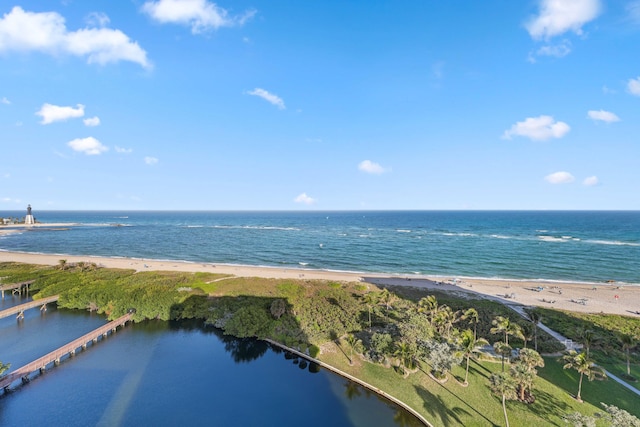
[
  {"xmin": 115, "ymin": 146, "xmax": 133, "ymax": 154},
  {"xmin": 627, "ymin": 1, "xmax": 640, "ymax": 24},
  {"xmin": 1, "ymin": 197, "xmax": 21, "ymax": 204},
  {"xmin": 83, "ymin": 116, "xmax": 100, "ymax": 126},
  {"xmin": 587, "ymin": 109, "xmax": 620, "ymax": 123},
  {"xmin": 583, "ymin": 176, "xmax": 599, "ymax": 186},
  {"xmin": 142, "ymin": 0, "xmax": 255, "ymax": 34},
  {"xmin": 36, "ymin": 103, "xmax": 85, "ymax": 124},
  {"xmin": 1, "ymin": 97, "xmax": 10, "ymax": 105},
  {"xmin": 545, "ymin": 171, "xmax": 575, "ymax": 184},
  {"xmin": 502, "ymin": 115, "xmax": 570, "ymax": 141},
  {"xmin": 358, "ymin": 160, "xmax": 388, "ymax": 175},
  {"xmin": 0, "ymin": 6, "xmax": 150, "ymax": 68},
  {"xmin": 144, "ymin": 156, "xmax": 159, "ymax": 165},
  {"xmin": 85, "ymin": 12, "xmax": 110, "ymax": 28},
  {"xmin": 247, "ymin": 88, "xmax": 285, "ymax": 109},
  {"xmin": 526, "ymin": 0, "xmax": 602, "ymax": 40},
  {"xmin": 67, "ymin": 136, "xmax": 108, "ymax": 155},
  {"xmin": 628, "ymin": 77, "xmax": 640, "ymax": 96},
  {"xmin": 535, "ymin": 40, "xmax": 572, "ymax": 57},
  {"xmin": 294, "ymin": 192, "xmax": 316, "ymax": 205}
]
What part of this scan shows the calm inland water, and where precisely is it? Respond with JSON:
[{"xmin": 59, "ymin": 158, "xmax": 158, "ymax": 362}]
[{"xmin": 0, "ymin": 305, "xmax": 422, "ymax": 426}]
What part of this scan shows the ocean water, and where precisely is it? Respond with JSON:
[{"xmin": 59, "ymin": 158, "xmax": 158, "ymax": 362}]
[{"xmin": 1, "ymin": 210, "xmax": 639, "ymax": 284}]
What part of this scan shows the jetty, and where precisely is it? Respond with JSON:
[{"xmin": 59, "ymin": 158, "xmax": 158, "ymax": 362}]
[
  {"xmin": 0, "ymin": 280, "xmax": 35, "ymax": 298},
  {"xmin": 0, "ymin": 295, "xmax": 60, "ymax": 320},
  {"xmin": 0, "ymin": 312, "xmax": 133, "ymax": 393}
]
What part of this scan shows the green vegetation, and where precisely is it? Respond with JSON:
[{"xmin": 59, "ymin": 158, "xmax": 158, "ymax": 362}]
[
  {"xmin": 0, "ymin": 360, "xmax": 9, "ymax": 376},
  {"xmin": 1, "ymin": 261, "xmax": 639, "ymax": 426}
]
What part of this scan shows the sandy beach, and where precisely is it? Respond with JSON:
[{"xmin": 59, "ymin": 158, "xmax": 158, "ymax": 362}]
[{"xmin": 0, "ymin": 249, "xmax": 638, "ymax": 318}]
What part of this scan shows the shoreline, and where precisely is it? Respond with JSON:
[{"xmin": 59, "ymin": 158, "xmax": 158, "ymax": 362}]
[{"xmin": 1, "ymin": 250, "xmax": 639, "ymax": 318}]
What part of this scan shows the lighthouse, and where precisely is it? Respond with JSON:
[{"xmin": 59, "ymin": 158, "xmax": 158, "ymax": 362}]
[{"xmin": 25, "ymin": 204, "xmax": 35, "ymax": 225}]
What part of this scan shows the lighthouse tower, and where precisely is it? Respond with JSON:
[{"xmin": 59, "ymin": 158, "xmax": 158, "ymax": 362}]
[{"xmin": 25, "ymin": 204, "xmax": 35, "ymax": 225}]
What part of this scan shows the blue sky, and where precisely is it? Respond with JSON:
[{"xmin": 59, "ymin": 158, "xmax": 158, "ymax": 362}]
[{"xmin": 1, "ymin": 0, "xmax": 639, "ymax": 210}]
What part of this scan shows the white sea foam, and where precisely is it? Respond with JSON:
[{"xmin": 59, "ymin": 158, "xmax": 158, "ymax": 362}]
[
  {"xmin": 538, "ymin": 235, "xmax": 568, "ymax": 242},
  {"xmin": 438, "ymin": 232, "xmax": 477, "ymax": 237},
  {"xmin": 585, "ymin": 239, "xmax": 640, "ymax": 247},
  {"xmin": 211, "ymin": 225, "xmax": 299, "ymax": 231},
  {"xmin": 396, "ymin": 229, "xmax": 411, "ymax": 233}
]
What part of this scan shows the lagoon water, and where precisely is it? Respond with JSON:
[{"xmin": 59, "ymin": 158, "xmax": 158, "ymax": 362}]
[{"xmin": 0, "ymin": 301, "xmax": 421, "ymax": 426}]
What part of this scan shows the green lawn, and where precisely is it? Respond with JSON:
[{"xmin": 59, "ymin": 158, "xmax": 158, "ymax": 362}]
[
  {"xmin": 319, "ymin": 345, "xmax": 632, "ymax": 426},
  {"xmin": 599, "ymin": 362, "xmax": 640, "ymax": 391}
]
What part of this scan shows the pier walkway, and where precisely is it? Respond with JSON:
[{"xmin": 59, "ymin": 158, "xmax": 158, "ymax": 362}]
[
  {"xmin": 0, "ymin": 312, "xmax": 132, "ymax": 392},
  {"xmin": 0, "ymin": 280, "xmax": 35, "ymax": 298},
  {"xmin": 0, "ymin": 295, "xmax": 59, "ymax": 320}
]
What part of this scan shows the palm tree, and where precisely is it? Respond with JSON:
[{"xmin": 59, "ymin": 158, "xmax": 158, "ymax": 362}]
[
  {"xmin": 363, "ymin": 292, "xmax": 379, "ymax": 330},
  {"xmin": 508, "ymin": 322, "xmax": 525, "ymax": 346},
  {"xmin": 510, "ymin": 362, "xmax": 534, "ymax": 402},
  {"xmin": 492, "ymin": 316, "xmax": 525, "ymax": 347},
  {"xmin": 345, "ymin": 334, "xmax": 363, "ymax": 365},
  {"xmin": 57, "ymin": 259, "xmax": 68, "ymax": 270},
  {"xmin": 378, "ymin": 289, "xmax": 396, "ymax": 318},
  {"xmin": 526, "ymin": 309, "xmax": 542, "ymax": 352},
  {"xmin": 575, "ymin": 327, "xmax": 600, "ymax": 358},
  {"xmin": 433, "ymin": 306, "xmax": 460, "ymax": 338},
  {"xmin": 512, "ymin": 348, "xmax": 544, "ymax": 401},
  {"xmin": 618, "ymin": 333, "xmax": 638, "ymax": 376},
  {"xmin": 490, "ymin": 371, "xmax": 517, "ymax": 427},
  {"xmin": 418, "ymin": 295, "xmax": 439, "ymax": 326},
  {"xmin": 494, "ymin": 341, "xmax": 513, "ymax": 372},
  {"xmin": 443, "ymin": 307, "xmax": 461, "ymax": 338},
  {"xmin": 394, "ymin": 341, "xmax": 418, "ymax": 375},
  {"xmin": 516, "ymin": 348, "xmax": 545, "ymax": 372},
  {"xmin": 459, "ymin": 329, "xmax": 489, "ymax": 385},
  {"xmin": 491, "ymin": 316, "xmax": 511, "ymax": 345},
  {"xmin": 562, "ymin": 350, "xmax": 606, "ymax": 402},
  {"xmin": 520, "ymin": 323, "xmax": 534, "ymax": 349},
  {"xmin": 461, "ymin": 308, "xmax": 479, "ymax": 340}
]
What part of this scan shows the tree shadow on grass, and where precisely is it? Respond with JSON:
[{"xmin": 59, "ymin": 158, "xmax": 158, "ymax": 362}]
[
  {"xmin": 414, "ymin": 385, "xmax": 477, "ymax": 427},
  {"xmin": 414, "ymin": 379, "xmax": 499, "ymax": 427},
  {"xmin": 468, "ymin": 359, "xmax": 493, "ymax": 380},
  {"xmin": 527, "ymin": 388, "xmax": 571, "ymax": 426}
]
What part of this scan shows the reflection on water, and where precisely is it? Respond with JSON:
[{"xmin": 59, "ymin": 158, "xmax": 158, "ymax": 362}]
[{"xmin": 0, "ymin": 312, "xmax": 423, "ymax": 426}]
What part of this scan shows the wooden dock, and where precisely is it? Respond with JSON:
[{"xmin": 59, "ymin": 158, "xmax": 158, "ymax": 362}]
[
  {"xmin": 0, "ymin": 295, "xmax": 60, "ymax": 320},
  {"xmin": 0, "ymin": 280, "xmax": 35, "ymax": 298},
  {"xmin": 0, "ymin": 312, "xmax": 133, "ymax": 392}
]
